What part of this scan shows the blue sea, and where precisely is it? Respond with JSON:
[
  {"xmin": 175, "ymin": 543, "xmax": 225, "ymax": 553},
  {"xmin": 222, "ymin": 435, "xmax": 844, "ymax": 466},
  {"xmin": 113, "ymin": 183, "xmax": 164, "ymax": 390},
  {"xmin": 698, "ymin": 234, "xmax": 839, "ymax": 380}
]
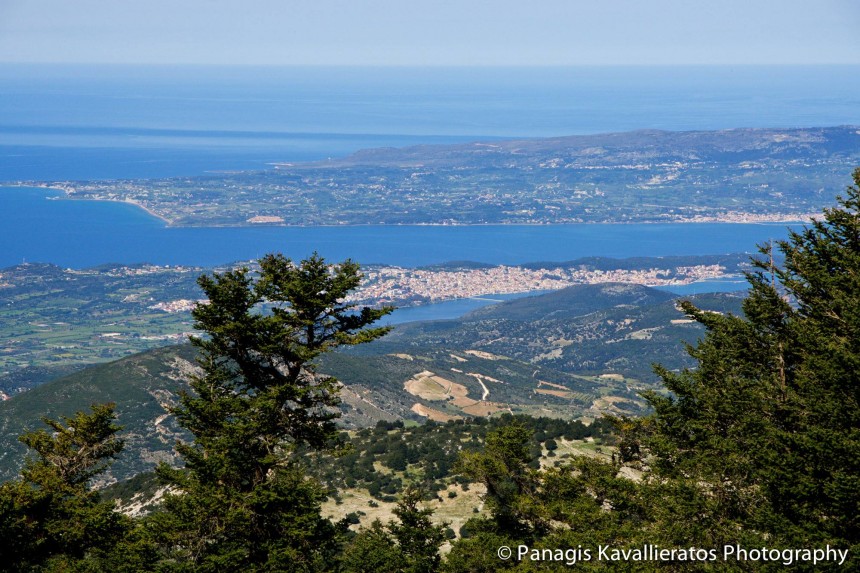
[
  {"xmin": 1, "ymin": 64, "xmax": 857, "ymax": 314},
  {"xmin": 3, "ymin": 64, "xmax": 859, "ymax": 181},
  {"xmin": 0, "ymin": 185, "xmax": 798, "ymax": 269}
]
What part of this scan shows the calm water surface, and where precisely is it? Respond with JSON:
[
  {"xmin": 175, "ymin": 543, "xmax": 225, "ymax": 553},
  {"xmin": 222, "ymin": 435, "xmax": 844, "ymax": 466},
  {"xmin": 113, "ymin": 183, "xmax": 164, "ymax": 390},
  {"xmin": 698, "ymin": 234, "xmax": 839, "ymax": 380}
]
[{"xmin": 0, "ymin": 186, "xmax": 798, "ymax": 269}]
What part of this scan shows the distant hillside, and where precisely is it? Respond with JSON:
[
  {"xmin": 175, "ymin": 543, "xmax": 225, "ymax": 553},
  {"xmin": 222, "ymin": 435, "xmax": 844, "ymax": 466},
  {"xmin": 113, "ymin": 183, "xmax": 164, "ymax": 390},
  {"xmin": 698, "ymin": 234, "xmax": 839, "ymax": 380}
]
[
  {"xmin": 0, "ymin": 283, "xmax": 744, "ymax": 483},
  {"xmin": 36, "ymin": 126, "xmax": 860, "ymax": 226},
  {"xmin": 333, "ymin": 127, "xmax": 860, "ymax": 168},
  {"xmin": 358, "ymin": 283, "xmax": 745, "ymax": 380},
  {"xmin": 0, "ymin": 254, "xmax": 748, "ymax": 391},
  {"xmin": 463, "ymin": 282, "xmax": 675, "ymax": 320},
  {"xmin": 0, "ymin": 343, "xmax": 629, "ymax": 483},
  {"xmin": 0, "ymin": 345, "xmax": 195, "ymax": 484}
]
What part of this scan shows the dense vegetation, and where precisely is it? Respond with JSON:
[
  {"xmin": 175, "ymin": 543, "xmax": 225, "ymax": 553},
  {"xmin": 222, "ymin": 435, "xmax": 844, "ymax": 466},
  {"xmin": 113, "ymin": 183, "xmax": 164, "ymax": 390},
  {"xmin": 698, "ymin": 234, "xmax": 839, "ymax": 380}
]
[
  {"xmin": 311, "ymin": 415, "xmax": 614, "ymax": 503},
  {"xmin": 2, "ymin": 168, "xmax": 860, "ymax": 570}
]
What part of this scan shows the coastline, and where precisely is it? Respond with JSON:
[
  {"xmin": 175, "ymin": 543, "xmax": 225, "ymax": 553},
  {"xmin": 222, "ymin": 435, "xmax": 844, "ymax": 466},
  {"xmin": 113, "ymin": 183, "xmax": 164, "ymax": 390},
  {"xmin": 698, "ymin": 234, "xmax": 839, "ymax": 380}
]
[
  {"xmin": 119, "ymin": 198, "xmax": 174, "ymax": 226},
  {"xmin": 6, "ymin": 186, "xmax": 814, "ymax": 229},
  {"xmin": 1, "ymin": 184, "xmax": 175, "ymax": 226},
  {"xmin": 0, "ymin": 183, "xmax": 815, "ymax": 229}
]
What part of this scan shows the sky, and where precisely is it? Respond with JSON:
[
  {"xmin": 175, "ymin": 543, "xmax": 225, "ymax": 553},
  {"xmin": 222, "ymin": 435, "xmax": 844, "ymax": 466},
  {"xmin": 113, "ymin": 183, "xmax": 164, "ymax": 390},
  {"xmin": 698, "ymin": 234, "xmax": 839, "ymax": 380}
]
[{"xmin": 0, "ymin": 0, "xmax": 859, "ymax": 66}]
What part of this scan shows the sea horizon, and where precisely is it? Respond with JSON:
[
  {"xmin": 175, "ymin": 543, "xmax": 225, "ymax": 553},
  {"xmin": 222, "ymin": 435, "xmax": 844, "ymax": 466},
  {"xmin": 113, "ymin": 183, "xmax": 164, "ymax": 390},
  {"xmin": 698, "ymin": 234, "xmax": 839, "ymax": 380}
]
[{"xmin": 0, "ymin": 63, "xmax": 852, "ymax": 271}]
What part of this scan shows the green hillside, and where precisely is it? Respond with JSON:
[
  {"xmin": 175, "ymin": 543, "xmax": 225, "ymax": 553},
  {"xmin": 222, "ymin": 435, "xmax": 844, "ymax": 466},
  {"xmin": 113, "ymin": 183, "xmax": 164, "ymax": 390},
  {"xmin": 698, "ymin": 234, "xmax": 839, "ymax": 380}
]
[
  {"xmin": 358, "ymin": 283, "xmax": 745, "ymax": 381},
  {"xmin": 0, "ymin": 344, "xmax": 196, "ymax": 484},
  {"xmin": 0, "ymin": 283, "xmax": 742, "ymax": 483}
]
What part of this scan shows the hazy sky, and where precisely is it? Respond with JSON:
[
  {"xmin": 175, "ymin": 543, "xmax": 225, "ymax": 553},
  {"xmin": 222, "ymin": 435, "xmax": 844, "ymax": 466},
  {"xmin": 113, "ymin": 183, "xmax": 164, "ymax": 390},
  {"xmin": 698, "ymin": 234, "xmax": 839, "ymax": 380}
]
[{"xmin": 1, "ymin": 0, "xmax": 859, "ymax": 66}]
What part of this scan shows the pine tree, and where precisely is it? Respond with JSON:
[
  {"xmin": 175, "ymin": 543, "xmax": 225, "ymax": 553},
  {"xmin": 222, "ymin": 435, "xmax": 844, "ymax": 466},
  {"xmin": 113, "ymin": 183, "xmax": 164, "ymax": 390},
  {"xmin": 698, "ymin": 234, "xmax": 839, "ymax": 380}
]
[{"xmin": 150, "ymin": 253, "xmax": 392, "ymax": 572}]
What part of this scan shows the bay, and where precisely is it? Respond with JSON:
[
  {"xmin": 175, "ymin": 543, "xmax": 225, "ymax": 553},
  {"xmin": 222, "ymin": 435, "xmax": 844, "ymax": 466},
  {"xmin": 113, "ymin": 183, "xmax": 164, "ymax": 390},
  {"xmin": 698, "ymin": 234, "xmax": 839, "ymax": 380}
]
[
  {"xmin": 1, "ymin": 186, "xmax": 797, "ymax": 269},
  {"xmin": 0, "ymin": 64, "xmax": 839, "ymax": 312},
  {"xmin": 654, "ymin": 277, "xmax": 751, "ymax": 295},
  {"xmin": 382, "ymin": 292, "xmax": 549, "ymax": 325},
  {"xmin": 384, "ymin": 279, "xmax": 753, "ymax": 325}
]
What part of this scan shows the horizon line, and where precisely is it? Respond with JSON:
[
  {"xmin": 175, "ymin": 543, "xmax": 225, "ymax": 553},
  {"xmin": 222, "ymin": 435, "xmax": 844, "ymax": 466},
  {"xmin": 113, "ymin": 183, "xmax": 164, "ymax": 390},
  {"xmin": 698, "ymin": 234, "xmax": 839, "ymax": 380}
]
[{"xmin": 2, "ymin": 62, "xmax": 860, "ymax": 69}]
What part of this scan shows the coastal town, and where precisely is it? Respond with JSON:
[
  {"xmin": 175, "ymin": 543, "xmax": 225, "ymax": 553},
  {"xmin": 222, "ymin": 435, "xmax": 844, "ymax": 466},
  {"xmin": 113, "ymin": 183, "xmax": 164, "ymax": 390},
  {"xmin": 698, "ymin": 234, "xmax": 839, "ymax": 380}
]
[
  {"xmin": 121, "ymin": 259, "xmax": 738, "ymax": 310},
  {"xmin": 0, "ymin": 256, "xmax": 742, "ymax": 393},
  {"xmin": 352, "ymin": 262, "xmax": 730, "ymax": 305}
]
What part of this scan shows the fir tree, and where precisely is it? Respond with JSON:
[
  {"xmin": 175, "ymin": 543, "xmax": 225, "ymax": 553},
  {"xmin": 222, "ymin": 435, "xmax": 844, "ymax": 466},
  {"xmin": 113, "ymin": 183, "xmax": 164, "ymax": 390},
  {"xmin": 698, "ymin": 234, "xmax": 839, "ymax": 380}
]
[
  {"xmin": 455, "ymin": 422, "xmax": 543, "ymax": 537},
  {"xmin": 388, "ymin": 488, "xmax": 447, "ymax": 573},
  {"xmin": 0, "ymin": 404, "xmax": 127, "ymax": 572},
  {"xmin": 342, "ymin": 488, "xmax": 446, "ymax": 573},
  {"xmin": 150, "ymin": 253, "xmax": 392, "ymax": 572},
  {"xmin": 636, "ymin": 168, "xmax": 860, "ymax": 553}
]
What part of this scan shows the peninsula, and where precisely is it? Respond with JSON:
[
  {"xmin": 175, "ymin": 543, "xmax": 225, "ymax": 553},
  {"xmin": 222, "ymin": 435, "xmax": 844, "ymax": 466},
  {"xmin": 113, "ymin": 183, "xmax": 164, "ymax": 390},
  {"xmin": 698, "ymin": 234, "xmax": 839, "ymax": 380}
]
[{"xmin": 15, "ymin": 127, "xmax": 859, "ymax": 227}]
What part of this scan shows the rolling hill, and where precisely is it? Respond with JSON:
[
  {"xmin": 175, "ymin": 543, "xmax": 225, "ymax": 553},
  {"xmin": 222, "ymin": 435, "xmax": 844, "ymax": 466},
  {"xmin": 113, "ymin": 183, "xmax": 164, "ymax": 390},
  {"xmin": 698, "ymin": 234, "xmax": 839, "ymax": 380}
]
[{"xmin": 0, "ymin": 283, "xmax": 745, "ymax": 483}]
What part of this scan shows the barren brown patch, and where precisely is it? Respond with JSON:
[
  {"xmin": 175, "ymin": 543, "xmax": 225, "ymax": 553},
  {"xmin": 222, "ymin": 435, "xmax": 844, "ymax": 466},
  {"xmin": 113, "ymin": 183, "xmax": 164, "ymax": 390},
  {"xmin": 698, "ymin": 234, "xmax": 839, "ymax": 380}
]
[
  {"xmin": 404, "ymin": 371, "xmax": 470, "ymax": 402},
  {"xmin": 411, "ymin": 403, "xmax": 462, "ymax": 422},
  {"xmin": 450, "ymin": 395, "xmax": 479, "ymax": 408},
  {"xmin": 537, "ymin": 380, "xmax": 568, "ymax": 391}
]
